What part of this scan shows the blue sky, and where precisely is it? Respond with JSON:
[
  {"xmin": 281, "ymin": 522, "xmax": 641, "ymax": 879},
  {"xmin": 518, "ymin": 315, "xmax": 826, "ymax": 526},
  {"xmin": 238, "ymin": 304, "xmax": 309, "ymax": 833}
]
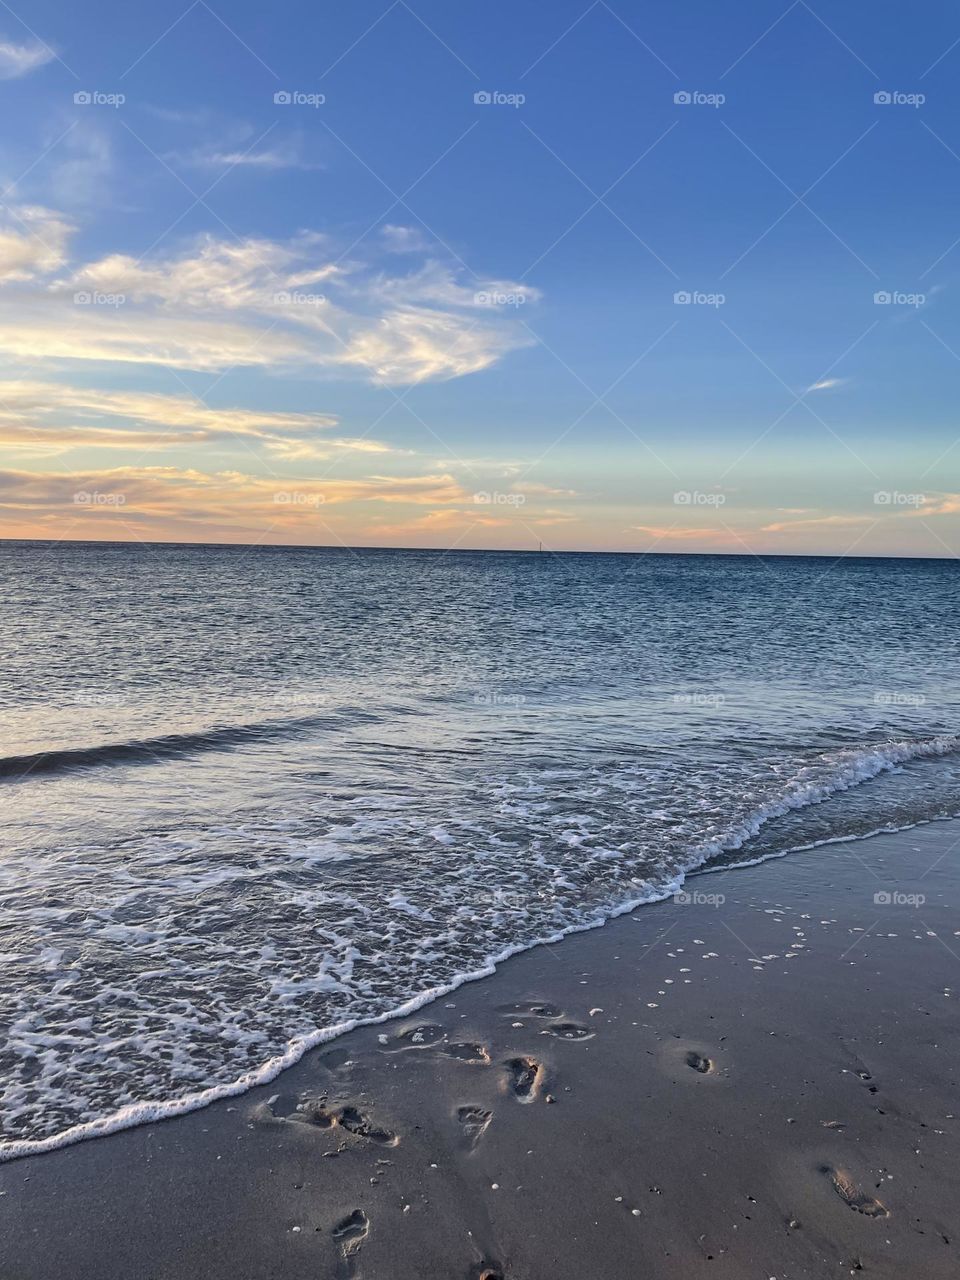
[{"xmin": 0, "ymin": 0, "xmax": 958, "ymax": 553}]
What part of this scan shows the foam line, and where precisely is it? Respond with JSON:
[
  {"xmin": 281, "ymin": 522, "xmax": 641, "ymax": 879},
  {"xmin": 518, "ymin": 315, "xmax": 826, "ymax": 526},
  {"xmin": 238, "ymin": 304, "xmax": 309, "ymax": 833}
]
[{"xmin": 1, "ymin": 732, "xmax": 956, "ymax": 1163}]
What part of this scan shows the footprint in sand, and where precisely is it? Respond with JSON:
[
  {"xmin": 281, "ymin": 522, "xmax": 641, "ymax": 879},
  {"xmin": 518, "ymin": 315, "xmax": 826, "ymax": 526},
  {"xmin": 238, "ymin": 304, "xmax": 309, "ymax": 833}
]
[
  {"xmin": 338, "ymin": 1105, "xmax": 398, "ymax": 1146},
  {"xmin": 822, "ymin": 1166, "xmax": 889, "ymax": 1218},
  {"xmin": 380, "ymin": 1022, "xmax": 446, "ymax": 1051},
  {"xmin": 264, "ymin": 1092, "xmax": 301, "ymax": 1118},
  {"xmin": 685, "ymin": 1050, "xmax": 713, "ymax": 1074},
  {"xmin": 498, "ymin": 1001, "xmax": 562, "ymax": 1019},
  {"xmin": 504, "ymin": 1056, "xmax": 543, "ymax": 1103},
  {"xmin": 296, "ymin": 1100, "xmax": 338, "ymax": 1129},
  {"xmin": 541, "ymin": 1021, "xmax": 594, "ymax": 1041},
  {"xmin": 457, "ymin": 1105, "xmax": 493, "ymax": 1148},
  {"xmin": 333, "ymin": 1208, "xmax": 369, "ymax": 1274},
  {"xmin": 288, "ymin": 1099, "xmax": 398, "ymax": 1146},
  {"xmin": 440, "ymin": 1041, "xmax": 491, "ymax": 1064}
]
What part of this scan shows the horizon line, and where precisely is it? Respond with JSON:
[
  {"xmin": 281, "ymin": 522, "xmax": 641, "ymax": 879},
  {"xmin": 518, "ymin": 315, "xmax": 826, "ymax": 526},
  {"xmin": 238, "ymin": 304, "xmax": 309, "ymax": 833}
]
[{"xmin": 0, "ymin": 536, "xmax": 954, "ymax": 563}]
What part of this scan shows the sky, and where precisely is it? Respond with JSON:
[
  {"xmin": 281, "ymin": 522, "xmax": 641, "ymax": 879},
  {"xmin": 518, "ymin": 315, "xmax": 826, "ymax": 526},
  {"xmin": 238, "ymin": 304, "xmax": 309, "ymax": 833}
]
[{"xmin": 0, "ymin": 0, "xmax": 959, "ymax": 555}]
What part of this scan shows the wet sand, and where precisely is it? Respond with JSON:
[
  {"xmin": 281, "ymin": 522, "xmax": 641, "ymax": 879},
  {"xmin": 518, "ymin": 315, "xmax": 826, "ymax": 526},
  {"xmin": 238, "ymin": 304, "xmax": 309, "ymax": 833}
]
[{"xmin": 2, "ymin": 821, "xmax": 960, "ymax": 1278}]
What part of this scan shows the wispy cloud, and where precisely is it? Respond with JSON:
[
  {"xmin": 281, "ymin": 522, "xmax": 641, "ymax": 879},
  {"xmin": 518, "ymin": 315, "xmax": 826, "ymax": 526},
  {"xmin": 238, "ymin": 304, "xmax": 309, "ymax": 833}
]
[
  {"xmin": 510, "ymin": 481, "xmax": 577, "ymax": 497},
  {"xmin": 628, "ymin": 525, "xmax": 739, "ymax": 543},
  {"xmin": 762, "ymin": 513, "xmax": 871, "ymax": 533},
  {"xmin": 0, "ymin": 466, "xmax": 474, "ymax": 539},
  {"xmin": 173, "ymin": 138, "xmax": 318, "ymax": 172},
  {"xmin": 380, "ymin": 224, "xmax": 429, "ymax": 254},
  {"xmin": 0, "ymin": 381, "xmax": 401, "ymax": 460},
  {"xmin": 0, "ymin": 216, "xmax": 539, "ymax": 384},
  {"xmin": 0, "ymin": 38, "xmax": 54, "ymax": 80},
  {"xmin": 0, "ymin": 207, "xmax": 71, "ymax": 281},
  {"xmin": 805, "ymin": 376, "xmax": 850, "ymax": 393}
]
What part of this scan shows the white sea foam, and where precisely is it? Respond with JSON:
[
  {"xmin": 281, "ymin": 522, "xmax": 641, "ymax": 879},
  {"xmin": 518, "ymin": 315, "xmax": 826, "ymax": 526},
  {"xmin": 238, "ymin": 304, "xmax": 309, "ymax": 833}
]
[{"xmin": 0, "ymin": 732, "xmax": 957, "ymax": 1163}]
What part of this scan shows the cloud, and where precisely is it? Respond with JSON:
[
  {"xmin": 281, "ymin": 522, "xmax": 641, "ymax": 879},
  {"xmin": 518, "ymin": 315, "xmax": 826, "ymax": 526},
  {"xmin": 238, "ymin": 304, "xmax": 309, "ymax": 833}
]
[
  {"xmin": 373, "ymin": 507, "xmax": 513, "ymax": 537},
  {"xmin": 510, "ymin": 482, "xmax": 577, "ymax": 497},
  {"xmin": 173, "ymin": 139, "xmax": 317, "ymax": 172},
  {"xmin": 762, "ymin": 496, "xmax": 960, "ymax": 534},
  {"xmin": 0, "ymin": 466, "xmax": 474, "ymax": 539},
  {"xmin": 0, "ymin": 38, "xmax": 54, "ymax": 80},
  {"xmin": 805, "ymin": 377, "xmax": 849, "ymax": 393},
  {"xmin": 0, "ymin": 223, "xmax": 538, "ymax": 384},
  {"xmin": 334, "ymin": 306, "xmax": 528, "ymax": 382},
  {"xmin": 0, "ymin": 380, "xmax": 399, "ymax": 459},
  {"xmin": 356, "ymin": 260, "xmax": 541, "ymax": 312},
  {"xmin": 911, "ymin": 493, "xmax": 960, "ymax": 517},
  {"xmin": 761, "ymin": 514, "xmax": 873, "ymax": 532},
  {"xmin": 0, "ymin": 297, "xmax": 314, "ymax": 371},
  {"xmin": 0, "ymin": 207, "xmax": 71, "ymax": 281},
  {"xmin": 628, "ymin": 525, "xmax": 738, "ymax": 542},
  {"xmin": 380, "ymin": 225, "xmax": 428, "ymax": 254}
]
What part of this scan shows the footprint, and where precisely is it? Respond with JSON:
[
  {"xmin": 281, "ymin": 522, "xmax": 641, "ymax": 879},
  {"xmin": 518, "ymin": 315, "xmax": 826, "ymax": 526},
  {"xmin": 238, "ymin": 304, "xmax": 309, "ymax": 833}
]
[
  {"xmin": 504, "ymin": 1056, "xmax": 543, "ymax": 1103},
  {"xmin": 333, "ymin": 1208, "xmax": 369, "ymax": 1274},
  {"xmin": 685, "ymin": 1051, "xmax": 713, "ymax": 1074},
  {"xmin": 498, "ymin": 1001, "xmax": 562, "ymax": 1019},
  {"xmin": 338, "ymin": 1106, "xmax": 398, "ymax": 1146},
  {"xmin": 265, "ymin": 1092, "xmax": 301, "ymax": 1118},
  {"xmin": 381, "ymin": 1023, "xmax": 446, "ymax": 1051},
  {"xmin": 440, "ymin": 1041, "xmax": 491, "ymax": 1064},
  {"xmin": 541, "ymin": 1022, "xmax": 594, "ymax": 1041},
  {"xmin": 288, "ymin": 1100, "xmax": 397, "ymax": 1145},
  {"xmin": 822, "ymin": 1166, "xmax": 889, "ymax": 1218},
  {"xmin": 296, "ymin": 1100, "xmax": 338, "ymax": 1129},
  {"xmin": 457, "ymin": 1105, "xmax": 493, "ymax": 1148}
]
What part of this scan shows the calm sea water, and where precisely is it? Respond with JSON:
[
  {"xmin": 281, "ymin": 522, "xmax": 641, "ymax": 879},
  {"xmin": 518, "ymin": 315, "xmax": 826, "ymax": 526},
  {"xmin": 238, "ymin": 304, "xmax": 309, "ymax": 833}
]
[{"xmin": 1, "ymin": 541, "xmax": 958, "ymax": 1156}]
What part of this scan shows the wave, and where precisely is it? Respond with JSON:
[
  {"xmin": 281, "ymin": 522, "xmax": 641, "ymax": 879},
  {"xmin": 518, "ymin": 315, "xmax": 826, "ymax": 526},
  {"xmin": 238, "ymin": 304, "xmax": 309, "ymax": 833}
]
[
  {"xmin": 0, "ymin": 731, "xmax": 957, "ymax": 1163},
  {"xmin": 681, "ymin": 732, "xmax": 960, "ymax": 875},
  {"xmin": 0, "ymin": 714, "xmax": 348, "ymax": 782}
]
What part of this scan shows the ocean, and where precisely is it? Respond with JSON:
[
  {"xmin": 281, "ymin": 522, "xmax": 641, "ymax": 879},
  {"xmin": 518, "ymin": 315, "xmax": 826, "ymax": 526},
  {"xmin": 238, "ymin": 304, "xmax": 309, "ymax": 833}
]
[{"xmin": 1, "ymin": 540, "xmax": 958, "ymax": 1159}]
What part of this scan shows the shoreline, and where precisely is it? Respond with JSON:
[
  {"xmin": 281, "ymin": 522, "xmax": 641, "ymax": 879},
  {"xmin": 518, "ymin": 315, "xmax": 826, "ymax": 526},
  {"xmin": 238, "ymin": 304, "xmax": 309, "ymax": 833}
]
[
  {"xmin": 3, "ymin": 820, "xmax": 960, "ymax": 1277},
  {"xmin": 4, "ymin": 797, "xmax": 956, "ymax": 1168}
]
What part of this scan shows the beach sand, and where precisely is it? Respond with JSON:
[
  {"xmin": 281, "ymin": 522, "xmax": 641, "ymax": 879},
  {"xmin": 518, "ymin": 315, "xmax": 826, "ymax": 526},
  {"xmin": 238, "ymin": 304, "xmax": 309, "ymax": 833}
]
[{"xmin": 2, "ymin": 820, "xmax": 959, "ymax": 1279}]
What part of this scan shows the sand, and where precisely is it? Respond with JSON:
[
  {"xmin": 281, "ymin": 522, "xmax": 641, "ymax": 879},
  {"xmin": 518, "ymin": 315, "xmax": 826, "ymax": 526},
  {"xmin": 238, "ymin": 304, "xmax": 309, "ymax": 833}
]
[{"xmin": 2, "ymin": 820, "xmax": 959, "ymax": 1278}]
